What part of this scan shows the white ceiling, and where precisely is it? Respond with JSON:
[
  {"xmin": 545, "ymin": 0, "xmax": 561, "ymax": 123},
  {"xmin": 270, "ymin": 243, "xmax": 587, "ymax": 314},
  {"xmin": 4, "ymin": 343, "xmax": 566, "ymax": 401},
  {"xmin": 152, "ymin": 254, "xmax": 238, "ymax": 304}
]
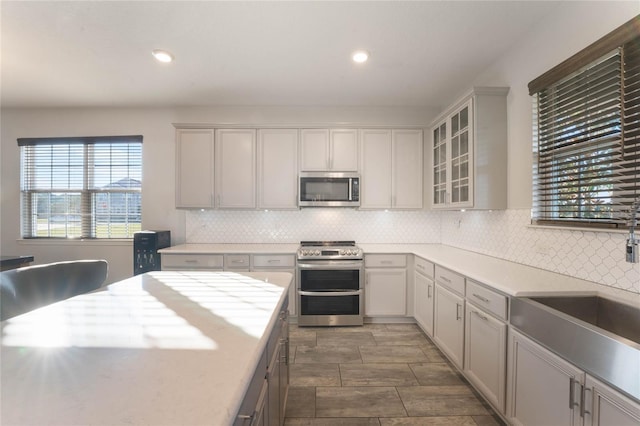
[{"xmin": 1, "ymin": 1, "xmax": 563, "ymax": 109}]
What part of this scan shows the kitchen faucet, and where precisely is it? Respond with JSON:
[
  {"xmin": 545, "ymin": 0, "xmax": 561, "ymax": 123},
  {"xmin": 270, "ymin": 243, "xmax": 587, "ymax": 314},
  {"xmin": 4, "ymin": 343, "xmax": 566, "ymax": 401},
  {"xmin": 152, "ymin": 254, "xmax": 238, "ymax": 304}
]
[{"xmin": 627, "ymin": 197, "xmax": 640, "ymax": 263}]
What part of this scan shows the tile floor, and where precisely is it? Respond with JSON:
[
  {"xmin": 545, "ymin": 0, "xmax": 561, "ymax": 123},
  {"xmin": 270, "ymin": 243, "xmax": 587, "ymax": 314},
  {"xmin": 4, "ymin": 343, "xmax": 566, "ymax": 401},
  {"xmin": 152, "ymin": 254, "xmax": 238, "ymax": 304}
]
[{"xmin": 284, "ymin": 323, "xmax": 505, "ymax": 426}]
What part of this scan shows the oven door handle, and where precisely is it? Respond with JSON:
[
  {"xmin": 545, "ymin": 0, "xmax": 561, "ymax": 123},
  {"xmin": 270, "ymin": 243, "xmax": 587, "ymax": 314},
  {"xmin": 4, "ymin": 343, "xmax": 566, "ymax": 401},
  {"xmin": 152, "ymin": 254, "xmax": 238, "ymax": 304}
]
[
  {"xmin": 297, "ymin": 261, "xmax": 363, "ymax": 269},
  {"xmin": 299, "ymin": 290, "xmax": 362, "ymax": 297}
]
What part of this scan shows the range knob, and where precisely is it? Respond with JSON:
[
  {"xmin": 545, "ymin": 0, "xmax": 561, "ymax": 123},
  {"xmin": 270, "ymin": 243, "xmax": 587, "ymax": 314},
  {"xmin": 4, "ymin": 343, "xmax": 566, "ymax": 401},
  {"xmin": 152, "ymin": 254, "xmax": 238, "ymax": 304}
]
[{"xmin": 314, "ymin": 250, "xmax": 321, "ymax": 256}]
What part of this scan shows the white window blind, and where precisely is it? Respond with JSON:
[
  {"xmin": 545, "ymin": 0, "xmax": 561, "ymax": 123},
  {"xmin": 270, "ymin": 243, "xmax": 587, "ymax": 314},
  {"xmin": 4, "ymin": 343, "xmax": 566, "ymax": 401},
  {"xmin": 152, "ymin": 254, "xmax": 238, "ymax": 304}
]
[
  {"xmin": 19, "ymin": 135, "xmax": 142, "ymax": 239},
  {"xmin": 531, "ymin": 24, "xmax": 640, "ymax": 228}
]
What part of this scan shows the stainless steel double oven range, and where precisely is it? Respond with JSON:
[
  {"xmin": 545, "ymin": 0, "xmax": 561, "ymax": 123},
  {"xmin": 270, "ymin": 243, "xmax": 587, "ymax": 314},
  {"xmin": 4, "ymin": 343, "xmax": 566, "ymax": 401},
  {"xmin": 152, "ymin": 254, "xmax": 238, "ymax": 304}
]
[{"xmin": 297, "ymin": 241, "xmax": 364, "ymax": 326}]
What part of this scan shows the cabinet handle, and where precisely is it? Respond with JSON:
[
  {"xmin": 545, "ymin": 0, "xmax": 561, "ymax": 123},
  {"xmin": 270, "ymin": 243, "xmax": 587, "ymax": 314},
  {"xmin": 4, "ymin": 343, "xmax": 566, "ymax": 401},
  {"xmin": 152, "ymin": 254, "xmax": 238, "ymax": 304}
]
[
  {"xmin": 184, "ymin": 259, "xmax": 199, "ymax": 264},
  {"xmin": 268, "ymin": 259, "xmax": 281, "ymax": 264},
  {"xmin": 580, "ymin": 385, "xmax": 591, "ymax": 417},
  {"xmin": 440, "ymin": 276, "xmax": 451, "ymax": 283},
  {"xmin": 569, "ymin": 378, "xmax": 579, "ymax": 409},
  {"xmin": 416, "ymin": 263, "xmax": 424, "ymax": 270},
  {"xmin": 472, "ymin": 293, "xmax": 490, "ymax": 303},
  {"xmin": 456, "ymin": 303, "xmax": 462, "ymax": 320},
  {"xmin": 472, "ymin": 310, "xmax": 488, "ymax": 321},
  {"xmin": 380, "ymin": 260, "xmax": 393, "ymax": 265},
  {"xmin": 231, "ymin": 259, "xmax": 246, "ymax": 264},
  {"xmin": 427, "ymin": 284, "xmax": 432, "ymax": 298}
]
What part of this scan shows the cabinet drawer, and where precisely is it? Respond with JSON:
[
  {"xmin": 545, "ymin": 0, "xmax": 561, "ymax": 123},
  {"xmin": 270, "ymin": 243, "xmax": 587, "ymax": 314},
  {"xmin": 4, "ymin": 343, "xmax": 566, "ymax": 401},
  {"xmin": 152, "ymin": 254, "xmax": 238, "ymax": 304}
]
[
  {"xmin": 252, "ymin": 254, "xmax": 295, "ymax": 268},
  {"xmin": 414, "ymin": 256, "xmax": 434, "ymax": 278},
  {"xmin": 225, "ymin": 254, "xmax": 250, "ymax": 269},
  {"xmin": 466, "ymin": 279, "xmax": 507, "ymax": 321},
  {"xmin": 435, "ymin": 265, "xmax": 465, "ymax": 296},
  {"xmin": 365, "ymin": 254, "xmax": 407, "ymax": 268},
  {"xmin": 162, "ymin": 254, "xmax": 223, "ymax": 270}
]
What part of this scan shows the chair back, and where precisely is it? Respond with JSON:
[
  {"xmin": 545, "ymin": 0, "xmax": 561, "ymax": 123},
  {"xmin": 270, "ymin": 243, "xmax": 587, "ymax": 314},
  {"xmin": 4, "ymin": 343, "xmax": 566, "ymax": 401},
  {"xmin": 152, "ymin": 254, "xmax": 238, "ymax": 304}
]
[{"xmin": 0, "ymin": 260, "xmax": 108, "ymax": 321}]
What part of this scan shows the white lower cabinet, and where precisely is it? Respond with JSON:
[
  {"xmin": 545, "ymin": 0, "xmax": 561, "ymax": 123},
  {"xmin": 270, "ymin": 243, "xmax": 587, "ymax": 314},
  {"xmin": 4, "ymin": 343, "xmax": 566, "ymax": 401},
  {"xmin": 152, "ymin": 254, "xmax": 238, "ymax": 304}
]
[
  {"xmin": 507, "ymin": 329, "xmax": 640, "ymax": 426},
  {"xmin": 433, "ymin": 283, "xmax": 465, "ymax": 369},
  {"xmin": 413, "ymin": 257, "xmax": 435, "ymax": 337},
  {"xmin": 251, "ymin": 254, "xmax": 296, "ymax": 317},
  {"xmin": 464, "ymin": 301, "xmax": 506, "ymax": 414},
  {"xmin": 585, "ymin": 375, "xmax": 640, "ymax": 426},
  {"xmin": 364, "ymin": 254, "xmax": 407, "ymax": 317}
]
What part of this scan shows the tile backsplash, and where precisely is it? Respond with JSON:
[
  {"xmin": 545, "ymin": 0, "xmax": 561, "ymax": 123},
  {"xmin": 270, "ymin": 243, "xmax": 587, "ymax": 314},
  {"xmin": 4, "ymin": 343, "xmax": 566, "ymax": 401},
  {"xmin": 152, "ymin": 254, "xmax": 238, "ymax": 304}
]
[{"xmin": 186, "ymin": 208, "xmax": 640, "ymax": 293}]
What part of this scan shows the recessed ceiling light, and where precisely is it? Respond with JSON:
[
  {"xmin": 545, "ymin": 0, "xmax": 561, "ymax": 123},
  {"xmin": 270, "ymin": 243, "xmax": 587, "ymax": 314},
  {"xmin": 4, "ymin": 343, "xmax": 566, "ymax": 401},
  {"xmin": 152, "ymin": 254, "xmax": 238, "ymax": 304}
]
[
  {"xmin": 152, "ymin": 49, "xmax": 174, "ymax": 63},
  {"xmin": 352, "ymin": 50, "xmax": 369, "ymax": 63}
]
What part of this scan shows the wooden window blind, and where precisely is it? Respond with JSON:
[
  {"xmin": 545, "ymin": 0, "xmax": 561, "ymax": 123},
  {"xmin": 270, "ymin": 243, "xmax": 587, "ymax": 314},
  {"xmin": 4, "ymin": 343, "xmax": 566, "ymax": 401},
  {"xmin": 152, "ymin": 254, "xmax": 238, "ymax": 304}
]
[
  {"xmin": 531, "ymin": 17, "xmax": 640, "ymax": 228},
  {"xmin": 19, "ymin": 135, "xmax": 143, "ymax": 239}
]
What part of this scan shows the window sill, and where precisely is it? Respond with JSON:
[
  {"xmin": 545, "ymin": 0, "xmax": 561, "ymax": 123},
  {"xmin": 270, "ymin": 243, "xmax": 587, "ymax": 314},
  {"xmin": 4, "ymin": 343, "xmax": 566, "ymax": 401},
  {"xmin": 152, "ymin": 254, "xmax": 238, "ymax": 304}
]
[
  {"xmin": 17, "ymin": 239, "xmax": 132, "ymax": 246},
  {"xmin": 526, "ymin": 224, "xmax": 630, "ymax": 234}
]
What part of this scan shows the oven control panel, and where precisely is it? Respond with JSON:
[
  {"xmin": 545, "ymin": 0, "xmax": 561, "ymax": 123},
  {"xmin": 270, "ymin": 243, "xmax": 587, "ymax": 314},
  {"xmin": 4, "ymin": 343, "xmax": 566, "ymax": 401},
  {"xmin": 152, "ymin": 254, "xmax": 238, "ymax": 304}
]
[{"xmin": 297, "ymin": 246, "xmax": 363, "ymax": 260}]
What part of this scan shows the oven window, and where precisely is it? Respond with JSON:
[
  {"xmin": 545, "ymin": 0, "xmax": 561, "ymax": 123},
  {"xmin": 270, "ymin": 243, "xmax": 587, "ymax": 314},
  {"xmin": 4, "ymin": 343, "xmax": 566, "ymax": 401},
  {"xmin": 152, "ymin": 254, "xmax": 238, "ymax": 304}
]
[
  {"xmin": 300, "ymin": 294, "xmax": 360, "ymax": 316},
  {"xmin": 300, "ymin": 269, "xmax": 360, "ymax": 291}
]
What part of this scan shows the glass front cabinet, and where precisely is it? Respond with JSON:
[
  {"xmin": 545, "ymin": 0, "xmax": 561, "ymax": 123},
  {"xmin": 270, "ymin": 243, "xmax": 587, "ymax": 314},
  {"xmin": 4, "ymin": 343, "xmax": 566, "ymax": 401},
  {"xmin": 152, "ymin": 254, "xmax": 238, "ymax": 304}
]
[{"xmin": 430, "ymin": 87, "xmax": 509, "ymax": 210}]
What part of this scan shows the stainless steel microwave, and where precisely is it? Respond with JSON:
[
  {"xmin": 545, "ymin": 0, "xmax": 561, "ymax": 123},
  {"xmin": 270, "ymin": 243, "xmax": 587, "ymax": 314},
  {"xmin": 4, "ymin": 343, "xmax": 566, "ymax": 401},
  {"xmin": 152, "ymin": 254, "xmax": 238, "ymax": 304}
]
[{"xmin": 298, "ymin": 172, "xmax": 360, "ymax": 207}]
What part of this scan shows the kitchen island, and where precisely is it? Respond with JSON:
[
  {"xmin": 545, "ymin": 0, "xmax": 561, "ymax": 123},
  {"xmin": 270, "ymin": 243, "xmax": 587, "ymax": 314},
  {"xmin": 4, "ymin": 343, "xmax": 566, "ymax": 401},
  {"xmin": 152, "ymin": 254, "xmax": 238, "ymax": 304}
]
[{"xmin": 0, "ymin": 270, "xmax": 292, "ymax": 426}]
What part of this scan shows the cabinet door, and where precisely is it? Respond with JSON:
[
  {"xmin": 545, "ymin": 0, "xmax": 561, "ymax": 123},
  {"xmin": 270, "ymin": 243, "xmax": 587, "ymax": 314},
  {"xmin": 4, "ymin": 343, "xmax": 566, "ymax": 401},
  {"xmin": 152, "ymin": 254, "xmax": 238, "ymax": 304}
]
[
  {"xmin": 507, "ymin": 329, "xmax": 583, "ymax": 426},
  {"xmin": 176, "ymin": 129, "xmax": 214, "ymax": 208},
  {"xmin": 300, "ymin": 129, "xmax": 329, "ymax": 171},
  {"xmin": 449, "ymin": 100, "xmax": 473, "ymax": 208},
  {"xmin": 414, "ymin": 271, "xmax": 434, "ymax": 337},
  {"xmin": 257, "ymin": 129, "xmax": 298, "ymax": 209},
  {"xmin": 392, "ymin": 129, "xmax": 423, "ymax": 209},
  {"xmin": 365, "ymin": 269, "xmax": 407, "ymax": 316},
  {"xmin": 215, "ymin": 129, "xmax": 256, "ymax": 209},
  {"xmin": 268, "ymin": 342, "xmax": 281, "ymax": 426},
  {"xmin": 330, "ymin": 129, "xmax": 359, "ymax": 171},
  {"xmin": 433, "ymin": 284, "xmax": 464, "ymax": 369},
  {"xmin": 360, "ymin": 129, "xmax": 392, "ymax": 209},
  {"xmin": 464, "ymin": 302, "xmax": 506, "ymax": 414},
  {"xmin": 431, "ymin": 121, "xmax": 448, "ymax": 207},
  {"xmin": 585, "ymin": 375, "xmax": 640, "ymax": 426}
]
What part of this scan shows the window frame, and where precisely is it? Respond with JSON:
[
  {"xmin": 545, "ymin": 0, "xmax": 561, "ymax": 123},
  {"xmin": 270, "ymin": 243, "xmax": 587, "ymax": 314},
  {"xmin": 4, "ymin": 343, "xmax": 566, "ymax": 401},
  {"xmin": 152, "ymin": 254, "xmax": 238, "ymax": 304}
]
[
  {"xmin": 530, "ymin": 16, "xmax": 640, "ymax": 229},
  {"xmin": 18, "ymin": 135, "xmax": 143, "ymax": 239}
]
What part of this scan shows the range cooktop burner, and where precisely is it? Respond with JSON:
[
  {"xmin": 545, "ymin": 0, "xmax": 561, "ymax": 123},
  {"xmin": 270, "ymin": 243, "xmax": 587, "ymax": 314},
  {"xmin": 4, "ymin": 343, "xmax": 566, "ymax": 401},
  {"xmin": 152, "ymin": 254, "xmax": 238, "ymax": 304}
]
[{"xmin": 298, "ymin": 241, "xmax": 362, "ymax": 260}]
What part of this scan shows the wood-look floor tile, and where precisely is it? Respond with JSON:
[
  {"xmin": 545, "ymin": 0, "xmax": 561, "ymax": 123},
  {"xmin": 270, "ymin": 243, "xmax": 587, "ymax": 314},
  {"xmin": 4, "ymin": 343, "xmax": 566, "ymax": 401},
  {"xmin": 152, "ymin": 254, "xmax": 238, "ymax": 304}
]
[
  {"xmin": 290, "ymin": 363, "xmax": 341, "ymax": 386},
  {"xmin": 359, "ymin": 345, "xmax": 429, "ymax": 363},
  {"xmin": 295, "ymin": 345, "xmax": 362, "ymax": 364},
  {"xmin": 340, "ymin": 363, "xmax": 419, "ymax": 386},
  {"xmin": 316, "ymin": 386, "xmax": 407, "ymax": 418},
  {"xmin": 409, "ymin": 362, "xmax": 466, "ymax": 386},
  {"xmin": 372, "ymin": 330, "xmax": 429, "ymax": 346},
  {"xmin": 316, "ymin": 331, "xmax": 376, "ymax": 346},
  {"xmin": 285, "ymin": 387, "xmax": 316, "ymax": 418},
  {"xmin": 285, "ymin": 418, "xmax": 381, "ymax": 426},
  {"xmin": 379, "ymin": 416, "xmax": 478, "ymax": 425},
  {"xmin": 471, "ymin": 415, "xmax": 505, "ymax": 426},
  {"xmin": 396, "ymin": 386, "xmax": 489, "ymax": 417}
]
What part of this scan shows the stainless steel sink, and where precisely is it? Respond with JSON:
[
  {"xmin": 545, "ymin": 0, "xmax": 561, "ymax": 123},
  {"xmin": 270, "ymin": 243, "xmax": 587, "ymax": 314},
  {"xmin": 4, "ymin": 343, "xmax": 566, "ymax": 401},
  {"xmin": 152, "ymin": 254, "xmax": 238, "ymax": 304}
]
[
  {"xmin": 511, "ymin": 296, "xmax": 640, "ymax": 402},
  {"xmin": 529, "ymin": 296, "xmax": 640, "ymax": 345}
]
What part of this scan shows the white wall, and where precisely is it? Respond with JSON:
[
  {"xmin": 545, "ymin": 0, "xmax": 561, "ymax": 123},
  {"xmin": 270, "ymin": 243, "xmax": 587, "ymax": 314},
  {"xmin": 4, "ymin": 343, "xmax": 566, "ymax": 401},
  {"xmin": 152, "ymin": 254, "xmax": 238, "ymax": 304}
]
[
  {"xmin": 2, "ymin": 2, "xmax": 638, "ymax": 292},
  {"xmin": 439, "ymin": 1, "xmax": 640, "ymax": 292},
  {"xmin": 0, "ymin": 106, "xmax": 434, "ymax": 283}
]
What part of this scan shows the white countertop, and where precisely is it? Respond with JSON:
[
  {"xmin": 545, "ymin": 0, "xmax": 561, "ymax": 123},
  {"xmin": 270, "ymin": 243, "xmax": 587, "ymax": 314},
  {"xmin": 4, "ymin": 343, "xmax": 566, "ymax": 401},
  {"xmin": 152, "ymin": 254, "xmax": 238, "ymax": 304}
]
[
  {"xmin": 159, "ymin": 243, "xmax": 299, "ymax": 254},
  {"xmin": 0, "ymin": 271, "xmax": 292, "ymax": 426},
  {"xmin": 158, "ymin": 243, "xmax": 639, "ymax": 307}
]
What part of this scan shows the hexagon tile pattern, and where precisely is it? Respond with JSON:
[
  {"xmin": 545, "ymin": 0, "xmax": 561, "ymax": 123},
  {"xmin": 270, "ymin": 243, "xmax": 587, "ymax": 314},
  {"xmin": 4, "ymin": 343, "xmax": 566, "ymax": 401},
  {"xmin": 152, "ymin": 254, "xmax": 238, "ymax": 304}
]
[{"xmin": 186, "ymin": 209, "xmax": 640, "ymax": 293}]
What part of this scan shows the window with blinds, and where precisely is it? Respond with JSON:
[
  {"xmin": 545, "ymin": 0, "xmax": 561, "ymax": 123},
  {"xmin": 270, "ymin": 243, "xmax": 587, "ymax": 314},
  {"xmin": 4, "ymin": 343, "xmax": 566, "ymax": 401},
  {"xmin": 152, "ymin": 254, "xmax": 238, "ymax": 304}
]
[
  {"xmin": 19, "ymin": 135, "xmax": 143, "ymax": 239},
  {"xmin": 531, "ymin": 17, "xmax": 640, "ymax": 228}
]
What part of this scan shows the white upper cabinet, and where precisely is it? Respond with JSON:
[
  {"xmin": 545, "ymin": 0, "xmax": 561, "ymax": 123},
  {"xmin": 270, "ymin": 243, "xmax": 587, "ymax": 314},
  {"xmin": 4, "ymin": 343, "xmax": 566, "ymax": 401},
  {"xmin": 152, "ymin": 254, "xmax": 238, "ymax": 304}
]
[
  {"xmin": 176, "ymin": 128, "xmax": 215, "ymax": 209},
  {"xmin": 360, "ymin": 129, "xmax": 393, "ymax": 208},
  {"xmin": 257, "ymin": 129, "xmax": 299, "ymax": 210},
  {"xmin": 360, "ymin": 129, "xmax": 423, "ymax": 209},
  {"xmin": 392, "ymin": 129, "xmax": 423, "ymax": 209},
  {"xmin": 300, "ymin": 128, "xmax": 358, "ymax": 171},
  {"xmin": 430, "ymin": 87, "xmax": 508, "ymax": 210},
  {"xmin": 215, "ymin": 129, "xmax": 256, "ymax": 209}
]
